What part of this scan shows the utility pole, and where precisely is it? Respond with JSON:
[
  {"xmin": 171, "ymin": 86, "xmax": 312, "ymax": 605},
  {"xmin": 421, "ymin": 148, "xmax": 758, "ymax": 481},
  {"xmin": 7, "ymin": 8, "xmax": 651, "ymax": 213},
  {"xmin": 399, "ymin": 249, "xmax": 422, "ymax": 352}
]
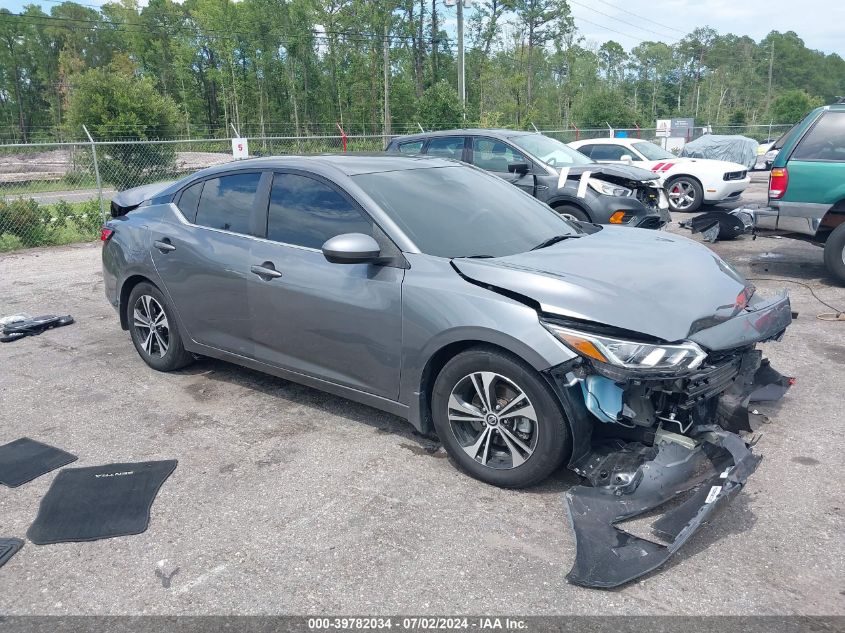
[
  {"xmin": 383, "ymin": 22, "xmax": 392, "ymax": 141},
  {"xmin": 766, "ymin": 39, "xmax": 775, "ymax": 108},
  {"xmin": 457, "ymin": 0, "xmax": 465, "ymax": 115}
]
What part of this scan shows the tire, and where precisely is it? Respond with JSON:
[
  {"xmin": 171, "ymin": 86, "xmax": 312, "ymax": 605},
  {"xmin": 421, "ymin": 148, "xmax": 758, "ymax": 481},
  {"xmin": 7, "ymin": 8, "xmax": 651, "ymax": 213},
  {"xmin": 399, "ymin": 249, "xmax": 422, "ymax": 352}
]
[
  {"xmin": 553, "ymin": 204, "xmax": 590, "ymax": 223},
  {"xmin": 665, "ymin": 176, "xmax": 704, "ymax": 213},
  {"xmin": 431, "ymin": 346, "xmax": 571, "ymax": 488},
  {"xmin": 126, "ymin": 282, "xmax": 194, "ymax": 371},
  {"xmin": 823, "ymin": 222, "xmax": 845, "ymax": 284}
]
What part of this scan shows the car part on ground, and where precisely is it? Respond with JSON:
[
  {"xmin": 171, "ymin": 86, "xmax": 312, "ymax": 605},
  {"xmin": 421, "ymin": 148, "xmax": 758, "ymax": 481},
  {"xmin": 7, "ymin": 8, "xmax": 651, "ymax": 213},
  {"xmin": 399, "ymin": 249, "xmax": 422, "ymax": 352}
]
[
  {"xmin": 385, "ymin": 130, "xmax": 670, "ymax": 228},
  {"xmin": 27, "ymin": 460, "xmax": 178, "ymax": 545},
  {"xmin": 0, "ymin": 314, "xmax": 74, "ymax": 343},
  {"xmin": 0, "ymin": 438, "xmax": 78, "ymax": 488},
  {"xmin": 568, "ymin": 137, "xmax": 751, "ymax": 213},
  {"xmin": 679, "ymin": 208, "xmax": 756, "ymax": 242},
  {"xmin": 0, "ymin": 538, "xmax": 24, "ymax": 570},
  {"xmin": 103, "ymin": 155, "xmax": 793, "ymax": 586}
]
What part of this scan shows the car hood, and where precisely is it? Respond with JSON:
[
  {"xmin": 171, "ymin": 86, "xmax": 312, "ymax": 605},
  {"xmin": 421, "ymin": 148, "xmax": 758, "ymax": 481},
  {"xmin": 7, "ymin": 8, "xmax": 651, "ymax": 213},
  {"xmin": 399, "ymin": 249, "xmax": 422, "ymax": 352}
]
[
  {"xmin": 452, "ymin": 226, "xmax": 759, "ymax": 344},
  {"xmin": 557, "ymin": 163, "xmax": 659, "ymax": 183}
]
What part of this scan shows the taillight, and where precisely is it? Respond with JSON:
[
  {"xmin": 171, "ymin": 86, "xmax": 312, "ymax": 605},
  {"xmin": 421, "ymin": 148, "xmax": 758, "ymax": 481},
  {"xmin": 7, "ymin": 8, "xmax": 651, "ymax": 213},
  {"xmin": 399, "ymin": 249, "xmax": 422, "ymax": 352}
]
[
  {"xmin": 100, "ymin": 227, "xmax": 114, "ymax": 242},
  {"xmin": 769, "ymin": 168, "xmax": 789, "ymax": 199}
]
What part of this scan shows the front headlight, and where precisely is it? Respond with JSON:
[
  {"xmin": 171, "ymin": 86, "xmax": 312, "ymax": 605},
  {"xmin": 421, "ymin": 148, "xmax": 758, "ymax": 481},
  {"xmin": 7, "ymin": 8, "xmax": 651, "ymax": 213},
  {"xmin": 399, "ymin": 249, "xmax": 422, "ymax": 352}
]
[
  {"xmin": 587, "ymin": 177, "xmax": 632, "ymax": 197},
  {"xmin": 542, "ymin": 322, "xmax": 707, "ymax": 372}
]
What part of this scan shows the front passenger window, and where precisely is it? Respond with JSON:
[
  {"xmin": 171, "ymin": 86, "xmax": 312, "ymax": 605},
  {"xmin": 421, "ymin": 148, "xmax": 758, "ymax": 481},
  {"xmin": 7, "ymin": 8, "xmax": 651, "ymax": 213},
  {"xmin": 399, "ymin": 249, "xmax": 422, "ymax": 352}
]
[
  {"xmin": 471, "ymin": 138, "xmax": 528, "ymax": 172},
  {"xmin": 267, "ymin": 173, "xmax": 373, "ymax": 249},
  {"xmin": 195, "ymin": 172, "xmax": 262, "ymax": 235}
]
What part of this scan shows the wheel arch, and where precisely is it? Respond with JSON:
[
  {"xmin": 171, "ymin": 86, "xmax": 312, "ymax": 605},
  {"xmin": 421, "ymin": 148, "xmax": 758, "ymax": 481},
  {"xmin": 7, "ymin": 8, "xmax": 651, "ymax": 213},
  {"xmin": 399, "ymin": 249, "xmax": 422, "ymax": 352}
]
[
  {"xmin": 118, "ymin": 274, "xmax": 159, "ymax": 330},
  {"xmin": 665, "ymin": 172, "xmax": 703, "ymax": 188},
  {"xmin": 548, "ymin": 198, "xmax": 591, "ymax": 220},
  {"xmin": 820, "ymin": 200, "xmax": 845, "ymax": 233},
  {"xmin": 414, "ymin": 337, "xmax": 575, "ymax": 444}
]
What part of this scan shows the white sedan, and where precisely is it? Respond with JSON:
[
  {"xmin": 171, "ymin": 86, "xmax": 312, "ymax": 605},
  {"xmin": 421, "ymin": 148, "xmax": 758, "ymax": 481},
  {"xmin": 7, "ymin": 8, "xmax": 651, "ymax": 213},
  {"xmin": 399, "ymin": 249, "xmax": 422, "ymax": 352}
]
[{"xmin": 569, "ymin": 138, "xmax": 751, "ymax": 212}]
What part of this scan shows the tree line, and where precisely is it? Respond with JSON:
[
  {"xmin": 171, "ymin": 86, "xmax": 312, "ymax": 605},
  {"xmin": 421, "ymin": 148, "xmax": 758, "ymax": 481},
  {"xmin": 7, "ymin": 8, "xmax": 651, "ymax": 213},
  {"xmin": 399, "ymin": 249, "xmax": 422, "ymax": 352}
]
[{"xmin": 1, "ymin": 0, "xmax": 843, "ymax": 143}]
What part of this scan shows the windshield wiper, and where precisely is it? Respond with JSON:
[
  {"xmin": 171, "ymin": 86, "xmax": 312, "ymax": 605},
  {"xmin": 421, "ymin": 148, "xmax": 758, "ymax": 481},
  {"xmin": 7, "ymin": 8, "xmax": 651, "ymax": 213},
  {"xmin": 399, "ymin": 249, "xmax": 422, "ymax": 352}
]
[{"xmin": 530, "ymin": 234, "xmax": 582, "ymax": 251}]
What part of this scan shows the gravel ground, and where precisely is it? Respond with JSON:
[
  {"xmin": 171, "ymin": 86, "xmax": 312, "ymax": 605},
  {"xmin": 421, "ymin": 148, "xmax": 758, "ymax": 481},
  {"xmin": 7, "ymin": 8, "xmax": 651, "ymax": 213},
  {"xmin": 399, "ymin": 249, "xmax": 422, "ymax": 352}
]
[{"xmin": 0, "ymin": 177, "xmax": 843, "ymax": 615}]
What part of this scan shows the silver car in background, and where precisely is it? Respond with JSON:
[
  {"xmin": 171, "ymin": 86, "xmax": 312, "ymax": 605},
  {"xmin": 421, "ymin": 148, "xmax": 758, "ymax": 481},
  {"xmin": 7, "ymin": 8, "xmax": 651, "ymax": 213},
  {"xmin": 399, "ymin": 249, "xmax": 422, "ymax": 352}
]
[{"xmin": 102, "ymin": 155, "xmax": 792, "ymax": 587}]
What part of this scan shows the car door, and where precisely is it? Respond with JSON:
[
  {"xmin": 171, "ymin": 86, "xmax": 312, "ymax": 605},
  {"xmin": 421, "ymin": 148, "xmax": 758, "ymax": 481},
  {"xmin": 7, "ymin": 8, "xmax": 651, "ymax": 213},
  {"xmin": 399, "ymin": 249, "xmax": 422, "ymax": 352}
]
[
  {"xmin": 150, "ymin": 170, "xmax": 267, "ymax": 357},
  {"xmin": 468, "ymin": 137, "xmax": 535, "ymax": 195},
  {"xmin": 247, "ymin": 170, "xmax": 404, "ymax": 399}
]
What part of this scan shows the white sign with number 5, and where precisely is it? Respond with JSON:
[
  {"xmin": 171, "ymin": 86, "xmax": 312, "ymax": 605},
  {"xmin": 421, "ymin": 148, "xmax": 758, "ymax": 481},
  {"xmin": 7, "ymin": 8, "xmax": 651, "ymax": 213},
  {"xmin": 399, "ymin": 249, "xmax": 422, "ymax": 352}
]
[{"xmin": 232, "ymin": 138, "xmax": 249, "ymax": 160}]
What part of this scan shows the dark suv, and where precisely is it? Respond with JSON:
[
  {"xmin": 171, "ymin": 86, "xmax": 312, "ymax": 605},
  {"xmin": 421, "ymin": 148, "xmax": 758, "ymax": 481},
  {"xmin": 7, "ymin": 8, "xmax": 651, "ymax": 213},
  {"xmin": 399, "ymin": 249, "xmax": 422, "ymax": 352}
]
[{"xmin": 386, "ymin": 129, "xmax": 670, "ymax": 228}]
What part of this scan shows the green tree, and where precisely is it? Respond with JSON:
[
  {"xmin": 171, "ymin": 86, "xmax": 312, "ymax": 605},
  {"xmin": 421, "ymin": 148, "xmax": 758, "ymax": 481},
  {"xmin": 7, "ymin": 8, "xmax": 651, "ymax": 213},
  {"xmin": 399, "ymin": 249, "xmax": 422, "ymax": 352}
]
[
  {"xmin": 770, "ymin": 89, "xmax": 823, "ymax": 124},
  {"xmin": 416, "ymin": 80, "xmax": 464, "ymax": 130},
  {"xmin": 573, "ymin": 89, "xmax": 637, "ymax": 128},
  {"xmin": 67, "ymin": 65, "xmax": 181, "ymax": 186}
]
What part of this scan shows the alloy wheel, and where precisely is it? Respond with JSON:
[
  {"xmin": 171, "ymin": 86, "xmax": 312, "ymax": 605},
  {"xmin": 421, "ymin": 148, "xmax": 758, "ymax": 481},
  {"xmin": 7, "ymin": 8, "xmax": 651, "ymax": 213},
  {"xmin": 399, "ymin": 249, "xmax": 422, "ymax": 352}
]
[
  {"xmin": 133, "ymin": 294, "xmax": 169, "ymax": 358},
  {"xmin": 447, "ymin": 371, "xmax": 539, "ymax": 470},
  {"xmin": 668, "ymin": 180, "xmax": 697, "ymax": 210}
]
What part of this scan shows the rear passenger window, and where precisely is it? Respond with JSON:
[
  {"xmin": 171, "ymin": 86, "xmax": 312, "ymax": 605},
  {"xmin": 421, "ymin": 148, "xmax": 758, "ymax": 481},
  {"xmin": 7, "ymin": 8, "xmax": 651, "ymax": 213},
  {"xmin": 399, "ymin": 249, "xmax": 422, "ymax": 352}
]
[
  {"xmin": 425, "ymin": 137, "xmax": 465, "ymax": 160},
  {"xmin": 195, "ymin": 172, "xmax": 261, "ymax": 235},
  {"xmin": 267, "ymin": 173, "xmax": 372, "ymax": 249},
  {"xmin": 398, "ymin": 141, "xmax": 424, "ymax": 153},
  {"xmin": 792, "ymin": 112, "xmax": 845, "ymax": 161},
  {"xmin": 177, "ymin": 181, "xmax": 203, "ymax": 222}
]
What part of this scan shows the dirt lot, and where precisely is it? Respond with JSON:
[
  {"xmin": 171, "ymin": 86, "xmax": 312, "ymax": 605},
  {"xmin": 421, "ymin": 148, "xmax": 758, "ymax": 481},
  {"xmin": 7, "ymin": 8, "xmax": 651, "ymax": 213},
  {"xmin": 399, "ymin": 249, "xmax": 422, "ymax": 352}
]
[{"xmin": 0, "ymin": 177, "xmax": 843, "ymax": 615}]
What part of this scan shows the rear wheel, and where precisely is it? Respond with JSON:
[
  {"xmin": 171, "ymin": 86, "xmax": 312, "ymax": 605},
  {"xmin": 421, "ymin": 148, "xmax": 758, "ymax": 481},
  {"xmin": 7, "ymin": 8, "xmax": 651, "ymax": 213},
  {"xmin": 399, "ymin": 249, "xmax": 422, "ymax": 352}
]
[
  {"xmin": 431, "ymin": 347, "xmax": 570, "ymax": 488},
  {"xmin": 666, "ymin": 176, "xmax": 703, "ymax": 213},
  {"xmin": 553, "ymin": 204, "xmax": 590, "ymax": 223},
  {"xmin": 823, "ymin": 222, "xmax": 845, "ymax": 284},
  {"xmin": 126, "ymin": 282, "xmax": 193, "ymax": 371}
]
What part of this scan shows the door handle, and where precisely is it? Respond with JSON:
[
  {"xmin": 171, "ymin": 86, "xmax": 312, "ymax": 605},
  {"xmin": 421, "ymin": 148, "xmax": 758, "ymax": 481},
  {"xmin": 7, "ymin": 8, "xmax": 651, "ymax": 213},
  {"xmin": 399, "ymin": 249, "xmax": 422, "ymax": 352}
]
[
  {"xmin": 250, "ymin": 263, "xmax": 283, "ymax": 280},
  {"xmin": 154, "ymin": 239, "xmax": 176, "ymax": 253}
]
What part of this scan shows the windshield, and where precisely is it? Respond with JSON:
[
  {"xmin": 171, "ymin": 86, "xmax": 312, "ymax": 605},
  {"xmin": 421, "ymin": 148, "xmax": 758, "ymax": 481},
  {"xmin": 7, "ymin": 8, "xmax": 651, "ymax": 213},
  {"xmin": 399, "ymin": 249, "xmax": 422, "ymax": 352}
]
[
  {"xmin": 510, "ymin": 134, "xmax": 593, "ymax": 167},
  {"xmin": 353, "ymin": 165, "xmax": 580, "ymax": 258},
  {"xmin": 633, "ymin": 141, "xmax": 676, "ymax": 161}
]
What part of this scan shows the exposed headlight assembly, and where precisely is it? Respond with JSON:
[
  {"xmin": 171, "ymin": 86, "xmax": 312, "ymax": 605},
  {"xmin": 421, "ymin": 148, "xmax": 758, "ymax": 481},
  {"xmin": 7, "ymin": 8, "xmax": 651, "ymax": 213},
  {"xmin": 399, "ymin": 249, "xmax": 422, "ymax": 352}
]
[
  {"xmin": 542, "ymin": 322, "xmax": 707, "ymax": 372},
  {"xmin": 587, "ymin": 177, "xmax": 632, "ymax": 197}
]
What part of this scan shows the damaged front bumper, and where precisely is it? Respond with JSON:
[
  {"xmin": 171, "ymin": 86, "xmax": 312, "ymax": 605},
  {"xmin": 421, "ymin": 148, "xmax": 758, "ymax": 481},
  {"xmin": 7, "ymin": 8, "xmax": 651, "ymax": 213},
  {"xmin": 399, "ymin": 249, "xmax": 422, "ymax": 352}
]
[
  {"xmin": 565, "ymin": 428, "xmax": 760, "ymax": 588},
  {"xmin": 547, "ymin": 294, "xmax": 794, "ymax": 588}
]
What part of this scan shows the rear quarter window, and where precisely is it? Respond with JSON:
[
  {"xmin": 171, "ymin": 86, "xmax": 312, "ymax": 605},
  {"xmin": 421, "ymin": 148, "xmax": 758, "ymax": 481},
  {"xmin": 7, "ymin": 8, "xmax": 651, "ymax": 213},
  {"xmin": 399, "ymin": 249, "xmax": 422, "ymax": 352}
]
[
  {"xmin": 792, "ymin": 112, "xmax": 845, "ymax": 161},
  {"xmin": 176, "ymin": 181, "xmax": 203, "ymax": 222}
]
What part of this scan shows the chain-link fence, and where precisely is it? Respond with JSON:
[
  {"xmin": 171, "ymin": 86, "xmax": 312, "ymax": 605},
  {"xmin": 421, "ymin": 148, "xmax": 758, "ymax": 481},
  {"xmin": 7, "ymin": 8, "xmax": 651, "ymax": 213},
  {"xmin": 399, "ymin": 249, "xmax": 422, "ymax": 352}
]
[
  {"xmin": 0, "ymin": 125, "xmax": 793, "ymax": 252},
  {"xmin": 0, "ymin": 134, "xmax": 387, "ymax": 252}
]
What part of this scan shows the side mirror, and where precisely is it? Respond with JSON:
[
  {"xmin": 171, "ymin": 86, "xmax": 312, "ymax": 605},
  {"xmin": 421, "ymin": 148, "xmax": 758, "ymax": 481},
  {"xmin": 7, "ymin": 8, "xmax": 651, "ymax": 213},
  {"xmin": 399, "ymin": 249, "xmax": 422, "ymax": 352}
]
[
  {"xmin": 620, "ymin": 154, "xmax": 633, "ymax": 165},
  {"xmin": 322, "ymin": 233, "xmax": 381, "ymax": 264},
  {"xmin": 508, "ymin": 162, "xmax": 530, "ymax": 175}
]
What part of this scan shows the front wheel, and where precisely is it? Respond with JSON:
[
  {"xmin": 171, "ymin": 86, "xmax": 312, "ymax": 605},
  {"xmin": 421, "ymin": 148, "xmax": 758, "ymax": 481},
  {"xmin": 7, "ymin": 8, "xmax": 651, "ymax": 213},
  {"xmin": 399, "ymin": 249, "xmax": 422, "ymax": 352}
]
[
  {"xmin": 431, "ymin": 347, "xmax": 571, "ymax": 488},
  {"xmin": 823, "ymin": 223, "xmax": 845, "ymax": 284},
  {"xmin": 666, "ymin": 176, "xmax": 704, "ymax": 213},
  {"xmin": 553, "ymin": 204, "xmax": 590, "ymax": 223}
]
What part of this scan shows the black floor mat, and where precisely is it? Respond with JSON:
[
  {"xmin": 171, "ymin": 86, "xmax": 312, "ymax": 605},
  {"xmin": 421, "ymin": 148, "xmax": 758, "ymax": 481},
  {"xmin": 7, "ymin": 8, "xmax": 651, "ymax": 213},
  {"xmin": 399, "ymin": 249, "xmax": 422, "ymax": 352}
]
[
  {"xmin": 27, "ymin": 460, "xmax": 177, "ymax": 545},
  {"xmin": 0, "ymin": 538, "xmax": 24, "ymax": 569},
  {"xmin": 0, "ymin": 438, "xmax": 78, "ymax": 488}
]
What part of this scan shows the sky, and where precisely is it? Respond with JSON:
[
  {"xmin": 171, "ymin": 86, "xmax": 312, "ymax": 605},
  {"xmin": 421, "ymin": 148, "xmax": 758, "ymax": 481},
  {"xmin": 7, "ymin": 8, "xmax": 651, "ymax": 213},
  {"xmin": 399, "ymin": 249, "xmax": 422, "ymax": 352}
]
[{"xmin": 4, "ymin": 0, "xmax": 844, "ymax": 57}]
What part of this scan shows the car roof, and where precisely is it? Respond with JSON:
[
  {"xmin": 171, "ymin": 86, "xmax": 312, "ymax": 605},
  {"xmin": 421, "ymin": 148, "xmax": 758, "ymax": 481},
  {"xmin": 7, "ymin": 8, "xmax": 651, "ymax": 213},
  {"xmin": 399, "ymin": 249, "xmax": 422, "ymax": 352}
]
[
  {"xmin": 390, "ymin": 128, "xmax": 536, "ymax": 143},
  {"xmin": 571, "ymin": 138, "xmax": 642, "ymax": 145},
  {"xmin": 186, "ymin": 153, "xmax": 460, "ymax": 179}
]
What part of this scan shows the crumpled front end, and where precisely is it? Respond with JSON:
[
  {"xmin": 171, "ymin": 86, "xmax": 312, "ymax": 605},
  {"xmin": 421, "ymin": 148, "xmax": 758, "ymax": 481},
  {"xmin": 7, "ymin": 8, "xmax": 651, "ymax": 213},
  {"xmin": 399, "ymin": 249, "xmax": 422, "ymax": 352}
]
[{"xmin": 545, "ymin": 291, "xmax": 794, "ymax": 588}]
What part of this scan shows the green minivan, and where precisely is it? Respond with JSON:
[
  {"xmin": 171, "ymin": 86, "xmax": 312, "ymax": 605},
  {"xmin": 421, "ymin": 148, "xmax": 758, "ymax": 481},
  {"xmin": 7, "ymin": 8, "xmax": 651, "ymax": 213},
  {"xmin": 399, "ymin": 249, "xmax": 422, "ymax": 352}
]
[{"xmin": 760, "ymin": 103, "xmax": 845, "ymax": 283}]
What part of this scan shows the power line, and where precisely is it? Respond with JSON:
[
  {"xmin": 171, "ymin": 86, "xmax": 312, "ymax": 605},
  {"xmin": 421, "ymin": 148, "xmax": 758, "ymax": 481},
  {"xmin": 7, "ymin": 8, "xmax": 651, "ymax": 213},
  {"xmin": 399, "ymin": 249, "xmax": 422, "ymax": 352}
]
[
  {"xmin": 591, "ymin": 0, "xmax": 688, "ymax": 37},
  {"xmin": 568, "ymin": 0, "xmax": 680, "ymax": 43}
]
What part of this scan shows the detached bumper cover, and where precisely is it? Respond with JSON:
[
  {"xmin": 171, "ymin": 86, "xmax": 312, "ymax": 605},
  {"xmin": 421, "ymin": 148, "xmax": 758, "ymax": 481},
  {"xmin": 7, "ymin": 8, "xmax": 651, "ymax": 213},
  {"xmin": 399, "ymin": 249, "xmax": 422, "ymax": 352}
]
[{"xmin": 565, "ymin": 429, "xmax": 760, "ymax": 588}]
